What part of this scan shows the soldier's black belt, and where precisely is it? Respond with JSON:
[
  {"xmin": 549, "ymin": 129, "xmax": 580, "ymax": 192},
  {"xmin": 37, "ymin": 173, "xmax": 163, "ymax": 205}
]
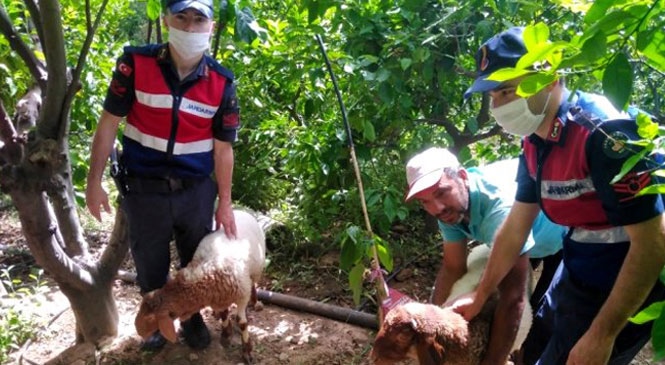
[{"xmin": 123, "ymin": 176, "xmax": 200, "ymax": 194}]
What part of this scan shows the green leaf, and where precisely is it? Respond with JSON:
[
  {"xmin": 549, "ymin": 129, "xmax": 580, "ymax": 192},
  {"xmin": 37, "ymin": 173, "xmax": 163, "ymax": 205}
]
[
  {"xmin": 218, "ymin": 0, "xmax": 235, "ymax": 25},
  {"xmin": 235, "ymin": 7, "xmax": 267, "ymax": 44},
  {"xmin": 517, "ymin": 73, "xmax": 558, "ymax": 97},
  {"xmin": 610, "ymin": 148, "xmax": 647, "ymax": 184},
  {"xmin": 653, "ymin": 306, "xmax": 665, "ymax": 360},
  {"xmin": 516, "ymin": 42, "xmax": 567, "ymax": 71},
  {"xmin": 579, "ymin": 32, "xmax": 607, "ymax": 64},
  {"xmin": 146, "ymin": 0, "xmax": 161, "ymax": 20},
  {"xmin": 383, "ymin": 194, "xmax": 396, "ymax": 221},
  {"xmin": 376, "ymin": 68, "xmax": 390, "ymax": 82},
  {"xmin": 375, "ymin": 240, "xmax": 393, "ymax": 272},
  {"xmin": 340, "ymin": 226, "xmax": 364, "ymax": 271},
  {"xmin": 637, "ymin": 113, "xmax": 659, "ymax": 140},
  {"xmin": 636, "ymin": 184, "xmax": 665, "ymax": 196},
  {"xmin": 458, "ymin": 146, "xmax": 472, "ymax": 165},
  {"xmin": 630, "ymin": 301, "xmax": 665, "ymax": 324},
  {"xmin": 400, "ymin": 58, "xmax": 412, "ymax": 71},
  {"xmin": 522, "ymin": 22, "xmax": 550, "ymax": 50},
  {"xmin": 349, "ymin": 263, "xmax": 365, "ymax": 305},
  {"xmin": 660, "ymin": 265, "xmax": 665, "ymax": 285},
  {"xmin": 467, "ymin": 117, "xmax": 478, "ymax": 134},
  {"xmin": 584, "ymin": 10, "xmax": 627, "ymax": 40},
  {"xmin": 602, "ymin": 53, "xmax": 633, "ymax": 111},
  {"xmin": 638, "ymin": 28, "xmax": 665, "ymax": 71},
  {"xmin": 340, "ymin": 235, "xmax": 362, "ymax": 271},
  {"xmin": 584, "ymin": 0, "xmax": 615, "ymax": 24},
  {"xmin": 486, "ymin": 67, "xmax": 532, "ymax": 82},
  {"xmin": 365, "ymin": 189, "xmax": 381, "ymax": 207},
  {"xmin": 363, "ymin": 120, "xmax": 376, "ymax": 142},
  {"xmin": 346, "ymin": 225, "xmax": 362, "ymax": 243}
]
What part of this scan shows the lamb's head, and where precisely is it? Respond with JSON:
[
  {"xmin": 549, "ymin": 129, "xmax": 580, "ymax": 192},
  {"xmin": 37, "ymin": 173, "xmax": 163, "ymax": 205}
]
[
  {"xmin": 371, "ymin": 302, "xmax": 470, "ymax": 365},
  {"xmin": 371, "ymin": 304, "xmax": 420, "ymax": 364},
  {"xmin": 134, "ymin": 290, "xmax": 179, "ymax": 343}
]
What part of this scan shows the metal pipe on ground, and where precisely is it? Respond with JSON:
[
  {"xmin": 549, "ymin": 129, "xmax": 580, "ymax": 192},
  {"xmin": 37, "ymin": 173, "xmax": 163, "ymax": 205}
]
[
  {"xmin": 257, "ymin": 289, "xmax": 378, "ymax": 330},
  {"xmin": 117, "ymin": 270, "xmax": 378, "ymax": 330}
]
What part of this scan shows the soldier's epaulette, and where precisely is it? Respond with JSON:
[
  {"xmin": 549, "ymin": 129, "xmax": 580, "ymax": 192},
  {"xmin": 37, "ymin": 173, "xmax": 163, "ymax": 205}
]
[
  {"xmin": 123, "ymin": 44, "xmax": 163, "ymax": 57},
  {"xmin": 566, "ymin": 106, "xmax": 604, "ymax": 131}
]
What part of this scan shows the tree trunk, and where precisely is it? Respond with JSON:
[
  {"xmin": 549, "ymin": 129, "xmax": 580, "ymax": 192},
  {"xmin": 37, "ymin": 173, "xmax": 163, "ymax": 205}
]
[
  {"xmin": 59, "ymin": 281, "xmax": 119, "ymax": 344},
  {"xmin": 5, "ymin": 155, "xmax": 129, "ymax": 346}
]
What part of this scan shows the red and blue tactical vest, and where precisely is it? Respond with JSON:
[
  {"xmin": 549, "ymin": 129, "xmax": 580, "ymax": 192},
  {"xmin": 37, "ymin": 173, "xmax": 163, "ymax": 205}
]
[{"xmin": 122, "ymin": 47, "xmax": 232, "ymax": 178}]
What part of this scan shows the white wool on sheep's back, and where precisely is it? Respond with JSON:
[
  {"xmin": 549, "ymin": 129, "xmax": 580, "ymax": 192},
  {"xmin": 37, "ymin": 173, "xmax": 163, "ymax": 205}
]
[{"xmin": 183, "ymin": 236, "xmax": 252, "ymax": 282}]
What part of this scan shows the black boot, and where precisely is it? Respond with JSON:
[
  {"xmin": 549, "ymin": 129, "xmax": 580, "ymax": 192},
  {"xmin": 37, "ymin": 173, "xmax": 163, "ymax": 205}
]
[
  {"xmin": 180, "ymin": 312, "xmax": 211, "ymax": 349},
  {"xmin": 140, "ymin": 331, "xmax": 167, "ymax": 351}
]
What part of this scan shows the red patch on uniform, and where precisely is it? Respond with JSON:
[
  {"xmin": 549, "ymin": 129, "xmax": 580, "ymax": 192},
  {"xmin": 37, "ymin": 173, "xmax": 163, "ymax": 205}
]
[
  {"xmin": 547, "ymin": 118, "xmax": 563, "ymax": 142},
  {"xmin": 222, "ymin": 113, "xmax": 239, "ymax": 128},
  {"xmin": 117, "ymin": 62, "xmax": 133, "ymax": 77},
  {"xmin": 110, "ymin": 79, "xmax": 126, "ymax": 97},
  {"xmin": 613, "ymin": 172, "xmax": 651, "ymax": 202}
]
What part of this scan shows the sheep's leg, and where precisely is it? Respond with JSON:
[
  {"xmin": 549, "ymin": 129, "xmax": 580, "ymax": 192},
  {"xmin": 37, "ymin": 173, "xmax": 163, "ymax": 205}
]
[
  {"xmin": 216, "ymin": 308, "xmax": 233, "ymax": 341},
  {"xmin": 237, "ymin": 301, "xmax": 253, "ymax": 364},
  {"xmin": 249, "ymin": 283, "xmax": 258, "ymax": 307}
]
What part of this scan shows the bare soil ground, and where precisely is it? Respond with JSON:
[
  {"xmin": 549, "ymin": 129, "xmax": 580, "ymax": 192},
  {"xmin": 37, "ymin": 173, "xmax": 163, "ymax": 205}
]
[{"xmin": 0, "ymin": 209, "xmax": 663, "ymax": 365}]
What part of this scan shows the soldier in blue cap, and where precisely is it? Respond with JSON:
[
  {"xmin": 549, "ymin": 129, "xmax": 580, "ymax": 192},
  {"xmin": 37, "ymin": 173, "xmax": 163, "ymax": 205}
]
[
  {"xmin": 451, "ymin": 26, "xmax": 665, "ymax": 364},
  {"xmin": 86, "ymin": 0, "xmax": 239, "ymax": 351}
]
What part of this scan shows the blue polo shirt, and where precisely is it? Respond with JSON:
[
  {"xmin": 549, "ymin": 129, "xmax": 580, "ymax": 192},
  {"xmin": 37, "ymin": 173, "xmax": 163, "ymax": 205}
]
[{"xmin": 439, "ymin": 159, "xmax": 565, "ymax": 258}]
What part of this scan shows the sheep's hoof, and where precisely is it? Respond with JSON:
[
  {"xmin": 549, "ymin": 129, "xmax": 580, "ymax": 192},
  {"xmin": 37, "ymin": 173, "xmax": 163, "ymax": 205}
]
[
  {"xmin": 221, "ymin": 324, "xmax": 233, "ymax": 338},
  {"xmin": 253, "ymin": 301, "xmax": 264, "ymax": 311}
]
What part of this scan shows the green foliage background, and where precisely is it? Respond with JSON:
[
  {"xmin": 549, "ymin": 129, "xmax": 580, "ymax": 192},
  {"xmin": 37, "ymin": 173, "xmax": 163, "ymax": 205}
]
[{"xmin": 1, "ymin": 0, "xmax": 665, "ymax": 358}]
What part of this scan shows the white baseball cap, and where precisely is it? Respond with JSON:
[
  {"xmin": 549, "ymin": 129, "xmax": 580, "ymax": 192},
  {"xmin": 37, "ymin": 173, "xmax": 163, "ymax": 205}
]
[{"xmin": 405, "ymin": 147, "xmax": 460, "ymax": 201}]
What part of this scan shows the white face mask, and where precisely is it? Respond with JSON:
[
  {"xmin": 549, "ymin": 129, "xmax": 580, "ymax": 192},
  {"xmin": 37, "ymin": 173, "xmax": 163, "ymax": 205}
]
[
  {"xmin": 490, "ymin": 92, "xmax": 552, "ymax": 136},
  {"xmin": 168, "ymin": 26, "xmax": 210, "ymax": 61}
]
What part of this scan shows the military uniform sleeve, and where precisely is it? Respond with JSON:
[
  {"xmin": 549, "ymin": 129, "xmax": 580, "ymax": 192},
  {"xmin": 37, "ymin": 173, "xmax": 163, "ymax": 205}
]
[
  {"xmin": 515, "ymin": 153, "xmax": 538, "ymax": 204},
  {"xmin": 587, "ymin": 118, "xmax": 664, "ymax": 226},
  {"xmin": 213, "ymin": 80, "xmax": 240, "ymax": 142},
  {"xmin": 102, "ymin": 51, "xmax": 136, "ymax": 117}
]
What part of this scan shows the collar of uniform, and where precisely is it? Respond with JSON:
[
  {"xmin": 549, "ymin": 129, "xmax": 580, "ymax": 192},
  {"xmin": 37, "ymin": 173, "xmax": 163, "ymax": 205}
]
[
  {"xmin": 527, "ymin": 88, "xmax": 576, "ymax": 146},
  {"xmin": 157, "ymin": 43, "xmax": 209, "ymax": 79},
  {"xmin": 528, "ymin": 116, "xmax": 567, "ymax": 146}
]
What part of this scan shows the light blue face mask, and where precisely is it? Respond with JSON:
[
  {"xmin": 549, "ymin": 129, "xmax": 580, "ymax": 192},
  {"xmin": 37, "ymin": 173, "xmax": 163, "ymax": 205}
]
[{"xmin": 490, "ymin": 92, "xmax": 551, "ymax": 136}]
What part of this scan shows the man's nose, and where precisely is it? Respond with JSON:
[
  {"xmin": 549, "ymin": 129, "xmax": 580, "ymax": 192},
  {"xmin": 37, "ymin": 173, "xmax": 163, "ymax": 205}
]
[
  {"xmin": 182, "ymin": 18, "xmax": 197, "ymax": 32},
  {"xmin": 427, "ymin": 200, "xmax": 446, "ymax": 214}
]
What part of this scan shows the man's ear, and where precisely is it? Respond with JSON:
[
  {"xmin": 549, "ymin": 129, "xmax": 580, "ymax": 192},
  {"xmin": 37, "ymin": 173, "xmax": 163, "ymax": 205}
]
[{"xmin": 457, "ymin": 168, "xmax": 468, "ymax": 181}]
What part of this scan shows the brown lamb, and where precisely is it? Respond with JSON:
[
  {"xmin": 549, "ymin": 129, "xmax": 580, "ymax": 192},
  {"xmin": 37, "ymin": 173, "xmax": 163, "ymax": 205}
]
[
  {"xmin": 371, "ymin": 245, "xmax": 528, "ymax": 364},
  {"xmin": 370, "ymin": 297, "xmax": 498, "ymax": 365},
  {"xmin": 134, "ymin": 209, "xmax": 266, "ymax": 363}
]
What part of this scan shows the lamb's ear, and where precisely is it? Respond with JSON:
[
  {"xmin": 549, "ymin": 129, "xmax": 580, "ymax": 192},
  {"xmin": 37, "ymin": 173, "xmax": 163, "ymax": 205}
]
[
  {"xmin": 158, "ymin": 316, "xmax": 178, "ymax": 343},
  {"xmin": 415, "ymin": 334, "xmax": 445, "ymax": 365}
]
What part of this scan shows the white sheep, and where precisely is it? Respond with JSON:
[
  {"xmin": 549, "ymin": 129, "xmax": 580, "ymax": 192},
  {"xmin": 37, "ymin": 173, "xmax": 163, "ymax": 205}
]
[
  {"xmin": 446, "ymin": 244, "xmax": 532, "ymax": 352},
  {"xmin": 134, "ymin": 209, "xmax": 266, "ymax": 363},
  {"xmin": 371, "ymin": 245, "xmax": 532, "ymax": 364}
]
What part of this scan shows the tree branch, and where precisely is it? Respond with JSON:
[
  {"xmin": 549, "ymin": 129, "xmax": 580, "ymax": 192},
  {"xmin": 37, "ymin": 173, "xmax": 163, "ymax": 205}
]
[
  {"xmin": 61, "ymin": 0, "xmax": 110, "ymax": 140},
  {"xmin": 37, "ymin": 0, "xmax": 67, "ymax": 139},
  {"xmin": 0, "ymin": 4, "xmax": 47, "ymax": 90},
  {"xmin": 24, "ymin": 0, "xmax": 45, "ymax": 59},
  {"xmin": 10, "ymin": 190, "xmax": 93, "ymax": 291},
  {"xmin": 98, "ymin": 208, "xmax": 130, "ymax": 282},
  {"xmin": 0, "ymin": 99, "xmax": 25, "ymax": 165}
]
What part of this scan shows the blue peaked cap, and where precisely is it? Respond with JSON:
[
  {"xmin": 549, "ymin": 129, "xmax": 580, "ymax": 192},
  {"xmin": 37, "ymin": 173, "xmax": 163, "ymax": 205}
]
[
  {"xmin": 464, "ymin": 27, "xmax": 527, "ymax": 99},
  {"xmin": 164, "ymin": 0, "xmax": 213, "ymax": 19}
]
